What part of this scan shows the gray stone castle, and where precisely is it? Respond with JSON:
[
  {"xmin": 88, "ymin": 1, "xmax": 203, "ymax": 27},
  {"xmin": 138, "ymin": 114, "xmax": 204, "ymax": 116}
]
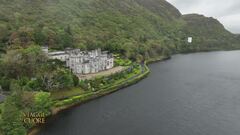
[{"xmin": 42, "ymin": 47, "xmax": 114, "ymax": 75}]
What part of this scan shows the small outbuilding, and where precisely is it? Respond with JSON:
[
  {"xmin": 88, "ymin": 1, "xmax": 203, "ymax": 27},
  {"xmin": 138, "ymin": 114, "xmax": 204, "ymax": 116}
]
[{"xmin": 188, "ymin": 37, "xmax": 193, "ymax": 43}]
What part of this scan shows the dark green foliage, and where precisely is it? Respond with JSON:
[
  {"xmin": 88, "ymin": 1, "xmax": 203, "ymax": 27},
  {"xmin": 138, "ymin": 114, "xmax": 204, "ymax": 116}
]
[
  {"xmin": 0, "ymin": 45, "xmax": 78, "ymax": 92},
  {"xmin": 32, "ymin": 92, "xmax": 52, "ymax": 115},
  {"xmin": 0, "ymin": 98, "xmax": 26, "ymax": 135},
  {"xmin": 0, "ymin": 0, "xmax": 240, "ymax": 56},
  {"xmin": 1, "ymin": 45, "xmax": 47, "ymax": 79},
  {"xmin": 79, "ymin": 81, "xmax": 89, "ymax": 90},
  {"xmin": 54, "ymin": 69, "xmax": 75, "ymax": 89},
  {"xmin": 9, "ymin": 81, "xmax": 24, "ymax": 109},
  {"xmin": 24, "ymin": 79, "xmax": 42, "ymax": 91},
  {"xmin": 0, "ymin": 0, "xmax": 239, "ymax": 60},
  {"xmin": 0, "ymin": 81, "xmax": 53, "ymax": 135},
  {"xmin": 72, "ymin": 75, "xmax": 80, "ymax": 87},
  {"xmin": 82, "ymin": 64, "xmax": 140, "ymax": 91},
  {"xmin": 0, "ymin": 77, "xmax": 11, "ymax": 92},
  {"xmin": 0, "ymin": 94, "xmax": 26, "ymax": 135},
  {"xmin": 0, "ymin": 0, "xmax": 178, "ymax": 60}
]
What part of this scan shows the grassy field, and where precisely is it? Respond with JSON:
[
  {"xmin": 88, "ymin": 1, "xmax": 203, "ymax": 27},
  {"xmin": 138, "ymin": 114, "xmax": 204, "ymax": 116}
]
[{"xmin": 50, "ymin": 87, "xmax": 87, "ymax": 100}]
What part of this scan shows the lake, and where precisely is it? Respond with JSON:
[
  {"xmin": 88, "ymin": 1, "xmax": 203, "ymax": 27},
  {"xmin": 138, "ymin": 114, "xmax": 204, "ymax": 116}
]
[
  {"xmin": 0, "ymin": 94, "xmax": 5, "ymax": 103},
  {"xmin": 39, "ymin": 51, "xmax": 240, "ymax": 135}
]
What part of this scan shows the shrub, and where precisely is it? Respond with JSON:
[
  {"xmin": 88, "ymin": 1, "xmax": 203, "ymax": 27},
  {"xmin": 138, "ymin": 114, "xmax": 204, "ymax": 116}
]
[{"xmin": 32, "ymin": 92, "xmax": 52, "ymax": 115}]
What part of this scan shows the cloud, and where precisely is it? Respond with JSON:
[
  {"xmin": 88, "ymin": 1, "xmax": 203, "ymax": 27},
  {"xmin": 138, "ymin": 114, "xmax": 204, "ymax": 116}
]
[
  {"xmin": 166, "ymin": 0, "xmax": 240, "ymax": 33},
  {"xmin": 219, "ymin": 14, "xmax": 240, "ymax": 33}
]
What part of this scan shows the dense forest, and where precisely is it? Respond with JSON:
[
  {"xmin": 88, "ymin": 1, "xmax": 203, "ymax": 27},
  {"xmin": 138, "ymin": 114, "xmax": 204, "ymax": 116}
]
[
  {"xmin": 0, "ymin": 0, "xmax": 239, "ymax": 60},
  {"xmin": 0, "ymin": 0, "xmax": 240, "ymax": 134}
]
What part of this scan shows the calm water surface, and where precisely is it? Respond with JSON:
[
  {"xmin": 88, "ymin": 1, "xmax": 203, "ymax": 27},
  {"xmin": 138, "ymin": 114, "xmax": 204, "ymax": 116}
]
[{"xmin": 39, "ymin": 51, "xmax": 240, "ymax": 135}]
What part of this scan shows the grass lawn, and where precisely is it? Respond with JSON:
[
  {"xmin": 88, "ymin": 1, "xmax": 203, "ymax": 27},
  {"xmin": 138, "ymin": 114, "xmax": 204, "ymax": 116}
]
[{"xmin": 51, "ymin": 87, "xmax": 87, "ymax": 100}]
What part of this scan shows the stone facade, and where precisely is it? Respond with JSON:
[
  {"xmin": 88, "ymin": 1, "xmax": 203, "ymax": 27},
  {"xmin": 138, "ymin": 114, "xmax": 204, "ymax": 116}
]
[{"xmin": 42, "ymin": 47, "xmax": 114, "ymax": 75}]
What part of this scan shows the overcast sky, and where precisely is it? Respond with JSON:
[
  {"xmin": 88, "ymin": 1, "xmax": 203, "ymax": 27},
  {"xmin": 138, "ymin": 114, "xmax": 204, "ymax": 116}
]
[{"xmin": 166, "ymin": 0, "xmax": 240, "ymax": 34}]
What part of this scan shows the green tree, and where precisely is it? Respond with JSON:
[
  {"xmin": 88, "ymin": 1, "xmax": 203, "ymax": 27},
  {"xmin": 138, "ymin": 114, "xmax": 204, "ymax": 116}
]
[
  {"xmin": 33, "ymin": 92, "xmax": 52, "ymax": 115},
  {"xmin": 0, "ymin": 97, "xmax": 26, "ymax": 135},
  {"xmin": 55, "ymin": 69, "xmax": 74, "ymax": 89},
  {"xmin": 34, "ymin": 28, "xmax": 47, "ymax": 46},
  {"xmin": 0, "ymin": 77, "xmax": 11, "ymax": 91},
  {"xmin": 2, "ymin": 45, "xmax": 47, "ymax": 79},
  {"xmin": 72, "ymin": 75, "xmax": 79, "ymax": 87},
  {"xmin": 9, "ymin": 26, "xmax": 34, "ymax": 48},
  {"xmin": 57, "ymin": 30, "xmax": 74, "ymax": 49},
  {"xmin": 9, "ymin": 81, "xmax": 24, "ymax": 109}
]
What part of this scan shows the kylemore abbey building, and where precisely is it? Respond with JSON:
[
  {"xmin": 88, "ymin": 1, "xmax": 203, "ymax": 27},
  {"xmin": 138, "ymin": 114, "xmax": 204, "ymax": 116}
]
[{"xmin": 42, "ymin": 47, "xmax": 114, "ymax": 75}]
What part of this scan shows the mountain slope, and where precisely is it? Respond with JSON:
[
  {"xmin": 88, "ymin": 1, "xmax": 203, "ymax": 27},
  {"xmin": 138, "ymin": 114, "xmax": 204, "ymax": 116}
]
[
  {"xmin": 0, "ymin": 0, "xmax": 184, "ymax": 59},
  {"xmin": 0, "ymin": 0, "xmax": 239, "ymax": 60},
  {"xmin": 180, "ymin": 14, "xmax": 240, "ymax": 52},
  {"xmin": 134, "ymin": 0, "xmax": 181, "ymax": 19}
]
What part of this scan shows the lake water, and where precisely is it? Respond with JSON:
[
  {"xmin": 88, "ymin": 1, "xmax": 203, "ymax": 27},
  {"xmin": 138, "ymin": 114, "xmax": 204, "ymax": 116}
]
[
  {"xmin": 0, "ymin": 95, "xmax": 5, "ymax": 103},
  {"xmin": 39, "ymin": 51, "xmax": 240, "ymax": 135}
]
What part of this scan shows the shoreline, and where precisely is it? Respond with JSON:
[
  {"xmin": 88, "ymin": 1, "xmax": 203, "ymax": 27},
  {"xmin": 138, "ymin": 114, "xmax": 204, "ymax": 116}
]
[
  {"xmin": 146, "ymin": 56, "xmax": 171, "ymax": 64},
  {"xmin": 28, "ymin": 56, "xmax": 170, "ymax": 135}
]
